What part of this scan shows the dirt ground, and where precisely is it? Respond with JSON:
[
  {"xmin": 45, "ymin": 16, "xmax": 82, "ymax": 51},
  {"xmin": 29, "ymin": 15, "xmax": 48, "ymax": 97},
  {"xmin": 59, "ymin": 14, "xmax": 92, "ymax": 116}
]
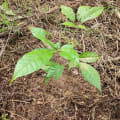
[{"xmin": 0, "ymin": 0, "xmax": 120, "ymax": 120}]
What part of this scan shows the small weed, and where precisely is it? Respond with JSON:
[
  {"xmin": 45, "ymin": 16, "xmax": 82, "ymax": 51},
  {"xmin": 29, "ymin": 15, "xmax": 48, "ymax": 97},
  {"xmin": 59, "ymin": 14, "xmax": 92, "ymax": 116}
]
[
  {"xmin": 61, "ymin": 5, "xmax": 104, "ymax": 30},
  {"xmin": 10, "ymin": 27, "xmax": 101, "ymax": 92},
  {"xmin": 0, "ymin": 0, "xmax": 15, "ymax": 32}
]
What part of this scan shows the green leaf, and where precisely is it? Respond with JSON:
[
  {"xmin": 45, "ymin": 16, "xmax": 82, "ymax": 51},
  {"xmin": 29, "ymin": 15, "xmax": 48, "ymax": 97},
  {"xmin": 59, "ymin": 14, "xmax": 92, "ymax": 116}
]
[
  {"xmin": 79, "ymin": 52, "xmax": 99, "ymax": 63},
  {"xmin": 29, "ymin": 27, "xmax": 56, "ymax": 49},
  {"xmin": 79, "ymin": 62, "xmax": 101, "ymax": 92},
  {"xmin": 77, "ymin": 24, "xmax": 87, "ymax": 30},
  {"xmin": 61, "ymin": 22, "xmax": 87, "ymax": 30},
  {"xmin": 61, "ymin": 22, "xmax": 77, "ymax": 28},
  {"xmin": 77, "ymin": 6, "xmax": 91, "ymax": 22},
  {"xmin": 77, "ymin": 6, "xmax": 104, "ymax": 23},
  {"xmin": 10, "ymin": 48, "xmax": 54, "ymax": 84},
  {"xmin": 0, "ymin": 13, "xmax": 10, "ymax": 25},
  {"xmin": 61, "ymin": 5, "xmax": 75, "ymax": 22},
  {"xmin": 59, "ymin": 44, "xmax": 79, "ymax": 65},
  {"xmin": 30, "ymin": 27, "xmax": 48, "ymax": 38},
  {"xmin": 3, "ymin": 0, "xmax": 8, "ymax": 11},
  {"xmin": 45, "ymin": 62, "xmax": 64, "ymax": 83},
  {"xmin": 54, "ymin": 42, "xmax": 61, "ymax": 49},
  {"xmin": 61, "ymin": 44, "xmax": 74, "ymax": 49}
]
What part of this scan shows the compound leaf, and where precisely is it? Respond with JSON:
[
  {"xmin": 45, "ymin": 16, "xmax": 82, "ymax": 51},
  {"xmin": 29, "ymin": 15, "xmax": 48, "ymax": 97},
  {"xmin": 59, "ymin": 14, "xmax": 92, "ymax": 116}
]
[
  {"xmin": 61, "ymin": 5, "xmax": 75, "ymax": 22},
  {"xmin": 77, "ymin": 6, "xmax": 104, "ymax": 23},
  {"xmin": 10, "ymin": 48, "xmax": 54, "ymax": 84},
  {"xmin": 79, "ymin": 62, "xmax": 101, "ymax": 92},
  {"xmin": 79, "ymin": 52, "xmax": 99, "ymax": 63},
  {"xmin": 45, "ymin": 62, "xmax": 64, "ymax": 83}
]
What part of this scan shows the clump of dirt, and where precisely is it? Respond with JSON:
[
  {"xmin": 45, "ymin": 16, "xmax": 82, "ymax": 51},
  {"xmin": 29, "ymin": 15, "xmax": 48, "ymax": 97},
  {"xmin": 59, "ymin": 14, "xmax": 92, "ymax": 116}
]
[{"xmin": 0, "ymin": 0, "xmax": 120, "ymax": 120}]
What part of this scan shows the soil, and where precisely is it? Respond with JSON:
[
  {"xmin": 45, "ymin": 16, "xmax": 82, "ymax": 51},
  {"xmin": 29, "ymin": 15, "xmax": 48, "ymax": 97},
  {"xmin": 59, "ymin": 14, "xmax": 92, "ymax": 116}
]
[{"xmin": 0, "ymin": 0, "xmax": 120, "ymax": 120}]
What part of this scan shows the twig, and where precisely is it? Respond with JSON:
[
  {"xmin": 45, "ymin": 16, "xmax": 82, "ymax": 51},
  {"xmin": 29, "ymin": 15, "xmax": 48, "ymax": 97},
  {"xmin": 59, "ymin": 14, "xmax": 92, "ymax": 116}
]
[
  {"xmin": 0, "ymin": 39, "xmax": 5, "ymax": 60},
  {"xmin": 9, "ymin": 99, "xmax": 30, "ymax": 104},
  {"xmin": 109, "ymin": 56, "xmax": 120, "ymax": 61},
  {"xmin": 46, "ymin": 6, "xmax": 59, "ymax": 14}
]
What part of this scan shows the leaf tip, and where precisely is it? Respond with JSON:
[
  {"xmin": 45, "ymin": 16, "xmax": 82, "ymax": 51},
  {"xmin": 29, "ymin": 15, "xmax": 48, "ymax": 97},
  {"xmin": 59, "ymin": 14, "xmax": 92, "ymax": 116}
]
[
  {"xmin": 9, "ymin": 78, "xmax": 14, "ymax": 86},
  {"xmin": 97, "ymin": 85, "xmax": 102, "ymax": 93}
]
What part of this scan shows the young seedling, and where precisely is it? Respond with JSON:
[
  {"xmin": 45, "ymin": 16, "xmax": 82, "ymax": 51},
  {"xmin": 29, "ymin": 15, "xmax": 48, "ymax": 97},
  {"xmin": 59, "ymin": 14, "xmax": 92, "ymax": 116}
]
[
  {"xmin": 10, "ymin": 27, "xmax": 101, "ymax": 92},
  {"xmin": 61, "ymin": 5, "xmax": 104, "ymax": 30}
]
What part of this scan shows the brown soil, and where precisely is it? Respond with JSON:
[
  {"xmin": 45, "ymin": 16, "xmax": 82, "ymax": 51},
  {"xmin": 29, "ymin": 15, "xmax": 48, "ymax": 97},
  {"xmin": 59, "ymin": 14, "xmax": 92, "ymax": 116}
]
[{"xmin": 0, "ymin": 0, "xmax": 120, "ymax": 120}]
